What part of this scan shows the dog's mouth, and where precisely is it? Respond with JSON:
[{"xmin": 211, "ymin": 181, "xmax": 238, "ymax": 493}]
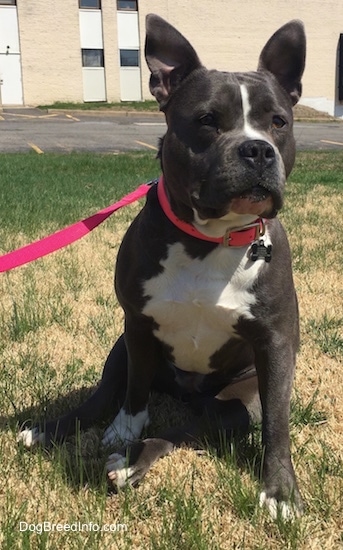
[
  {"xmin": 192, "ymin": 186, "xmax": 276, "ymax": 220},
  {"xmin": 229, "ymin": 187, "xmax": 274, "ymax": 216},
  {"xmin": 238, "ymin": 186, "xmax": 271, "ymax": 202}
]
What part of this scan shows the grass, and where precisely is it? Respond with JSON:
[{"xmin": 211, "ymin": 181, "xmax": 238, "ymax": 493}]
[
  {"xmin": 306, "ymin": 315, "xmax": 343, "ymax": 359},
  {"xmin": 37, "ymin": 101, "xmax": 159, "ymax": 112},
  {"xmin": 0, "ymin": 151, "xmax": 343, "ymax": 548},
  {"xmin": 0, "ymin": 152, "xmax": 158, "ymax": 243}
]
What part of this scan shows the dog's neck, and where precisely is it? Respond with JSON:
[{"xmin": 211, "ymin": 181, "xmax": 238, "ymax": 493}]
[
  {"xmin": 192, "ymin": 208, "xmax": 259, "ymax": 239},
  {"xmin": 157, "ymin": 176, "xmax": 264, "ymax": 247}
]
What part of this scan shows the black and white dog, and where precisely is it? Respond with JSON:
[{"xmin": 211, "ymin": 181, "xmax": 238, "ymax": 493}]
[{"xmin": 19, "ymin": 14, "xmax": 306, "ymax": 519}]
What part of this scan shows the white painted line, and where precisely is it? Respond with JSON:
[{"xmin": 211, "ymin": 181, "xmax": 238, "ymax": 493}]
[
  {"xmin": 5, "ymin": 113, "xmax": 37, "ymax": 119},
  {"xmin": 66, "ymin": 114, "xmax": 80, "ymax": 122},
  {"xmin": 134, "ymin": 122, "xmax": 166, "ymax": 126},
  {"xmin": 320, "ymin": 139, "xmax": 343, "ymax": 147},
  {"xmin": 135, "ymin": 140, "xmax": 158, "ymax": 151},
  {"xmin": 28, "ymin": 142, "xmax": 44, "ymax": 154},
  {"xmin": 37, "ymin": 113, "xmax": 59, "ymax": 119}
]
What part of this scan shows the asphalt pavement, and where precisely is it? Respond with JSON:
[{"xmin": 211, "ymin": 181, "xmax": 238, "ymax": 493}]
[{"xmin": 0, "ymin": 108, "xmax": 342, "ymax": 154}]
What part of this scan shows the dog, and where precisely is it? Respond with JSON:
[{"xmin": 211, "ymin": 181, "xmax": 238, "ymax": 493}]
[{"xmin": 18, "ymin": 14, "xmax": 306, "ymax": 519}]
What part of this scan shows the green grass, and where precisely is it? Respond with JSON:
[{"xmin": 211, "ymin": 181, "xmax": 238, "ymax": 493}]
[
  {"xmin": 305, "ymin": 315, "xmax": 343, "ymax": 359},
  {"xmin": 37, "ymin": 100, "xmax": 159, "ymax": 112},
  {"xmin": 0, "ymin": 152, "xmax": 157, "ymax": 242},
  {"xmin": 284, "ymin": 151, "xmax": 343, "ymax": 272},
  {"xmin": 0, "ymin": 151, "xmax": 343, "ymax": 549}
]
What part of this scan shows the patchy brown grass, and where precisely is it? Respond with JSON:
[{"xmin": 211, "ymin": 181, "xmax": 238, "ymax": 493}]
[
  {"xmin": 1, "ymin": 152, "xmax": 343, "ymax": 549},
  {"xmin": 293, "ymin": 104, "xmax": 338, "ymax": 121}
]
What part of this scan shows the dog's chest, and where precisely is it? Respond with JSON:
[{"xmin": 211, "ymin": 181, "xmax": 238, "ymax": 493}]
[{"xmin": 142, "ymin": 242, "xmax": 263, "ymax": 374}]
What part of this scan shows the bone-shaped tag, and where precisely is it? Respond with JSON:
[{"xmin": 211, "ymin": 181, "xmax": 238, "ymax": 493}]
[{"xmin": 251, "ymin": 239, "xmax": 272, "ymax": 262}]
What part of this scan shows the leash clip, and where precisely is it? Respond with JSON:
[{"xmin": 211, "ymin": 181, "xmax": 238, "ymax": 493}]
[{"xmin": 146, "ymin": 178, "xmax": 159, "ymax": 187}]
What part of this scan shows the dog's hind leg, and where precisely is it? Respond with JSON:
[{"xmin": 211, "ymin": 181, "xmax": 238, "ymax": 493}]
[
  {"xmin": 18, "ymin": 335, "xmax": 128, "ymax": 448},
  {"xmin": 106, "ymin": 375, "xmax": 260, "ymax": 489}
]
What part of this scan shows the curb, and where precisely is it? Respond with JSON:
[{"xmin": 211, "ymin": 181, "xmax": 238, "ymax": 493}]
[{"xmin": 47, "ymin": 108, "xmax": 164, "ymax": 118}]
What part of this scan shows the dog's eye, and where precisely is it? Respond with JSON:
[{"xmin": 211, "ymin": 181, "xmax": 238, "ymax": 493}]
[
  {"xmin": 272, "ymin": 115, "xmax": 286, "ymax": 129},
  {"xmin": 199, "ymin": 113, "xmax": 216, "ymax": 127}
]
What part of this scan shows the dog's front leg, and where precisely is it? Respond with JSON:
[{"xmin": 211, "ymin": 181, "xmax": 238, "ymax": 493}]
[
  {"xmin": 255, "ymin": 340, "xmax": 303, "ymax": 519},
  {"xmin": 102, "ymin": 324, "xmax": 159, "ymax": 448}
]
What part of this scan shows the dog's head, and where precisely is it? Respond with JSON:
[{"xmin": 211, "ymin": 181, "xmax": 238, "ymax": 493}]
[{"xmin": 145, "ymin": 15, "xmax": 306, "ymax": 226}]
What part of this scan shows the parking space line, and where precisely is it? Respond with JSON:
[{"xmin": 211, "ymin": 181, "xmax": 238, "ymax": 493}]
[
  {"xmin": 37, "ymin": 113, "xmax": 60, "ymax": 119},
  {"xmin": 135, "ymin": 140, "xmax": 158, "ymax": 151},
  {"xmin": 320, "ymin": 139, "xmax": 343, "ymax": 147},
  {"xmin": 5, "ymin": 112, "xmax": 37, "ymax": 119},
  {"xmin": 134, "ymin": 122, "xmax": 166, "ymax": 126},
  {"xmin": 65, "ymin": 114, "xmax": 80, "ymax": 122},
  {"xmin": 28, "ymin": 142, "xmax": 44, "ymax": 154}
]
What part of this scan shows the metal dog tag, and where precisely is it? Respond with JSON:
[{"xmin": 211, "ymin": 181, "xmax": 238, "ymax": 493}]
[{"xmin": 251, "ymin": 239, "xmax": 272, "ymax": 262}]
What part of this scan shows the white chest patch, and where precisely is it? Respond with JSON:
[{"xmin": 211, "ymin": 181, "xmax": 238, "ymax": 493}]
[{"xmin": 142, "ymin": 242, "xmax": 265, "ymax": 374}]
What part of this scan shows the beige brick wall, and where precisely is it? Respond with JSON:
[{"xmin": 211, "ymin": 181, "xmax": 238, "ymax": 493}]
[
  {"xmin": 15, "ymin": 0, "xmax": 343, "ymax": 114},
  {"xmin": 138, "ymin": 0, "xmax": 343, "ymax": 115},
  {"xmin": 17, "ymin": 0, "xmax": 83, "ymax": 105}
]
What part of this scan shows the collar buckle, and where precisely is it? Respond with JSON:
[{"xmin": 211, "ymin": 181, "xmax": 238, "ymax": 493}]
[{"xmin": 223, "ymin": 219, "xmax": 265, "ymax": 248}]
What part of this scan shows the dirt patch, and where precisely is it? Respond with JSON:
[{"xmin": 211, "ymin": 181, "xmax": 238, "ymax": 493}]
[{"xmin": 294, "ymin": 104, "xmax": 337, "ymax": 121}]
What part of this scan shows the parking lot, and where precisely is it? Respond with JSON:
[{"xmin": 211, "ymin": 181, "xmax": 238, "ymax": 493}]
[{"xmin": 0, "ymin": 108, "xmax": 342, "ymax": 153}]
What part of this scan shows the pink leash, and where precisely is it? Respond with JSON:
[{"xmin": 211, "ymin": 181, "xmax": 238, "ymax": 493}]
[{"xmin": 0, "ymin": 182, "xmax": 153, "ymax": 273}]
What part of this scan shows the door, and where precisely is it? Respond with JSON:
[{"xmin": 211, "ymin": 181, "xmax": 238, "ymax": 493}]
[{"xmin": 0, "ymin": 53, "xmax": 23, "ymax": 105}]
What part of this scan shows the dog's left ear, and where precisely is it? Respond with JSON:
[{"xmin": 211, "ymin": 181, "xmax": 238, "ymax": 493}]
[
  {"xmin": 258, "ymin": 20, "xmax": 306, "ymax": 106},
  {"xmin": 145, "ymin": 14, "xmax": 202, "ymax": 109}
]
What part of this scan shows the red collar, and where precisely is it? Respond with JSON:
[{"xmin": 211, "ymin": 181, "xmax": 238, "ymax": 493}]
[{"xmin": 157, "ymin": 176, "xmax": 265, "ymax": 247}]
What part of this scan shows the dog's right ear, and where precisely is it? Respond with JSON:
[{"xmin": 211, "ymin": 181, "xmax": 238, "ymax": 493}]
[
  {"xmin": 258, "ymin": 20, "xmax": 306, "ymax": 106},
  {"xmin": 145, "ymin": 14, "xmax": 202, "ymax": 109}
]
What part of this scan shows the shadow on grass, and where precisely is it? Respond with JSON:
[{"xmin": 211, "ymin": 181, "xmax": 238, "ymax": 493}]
[
  {"xmin": 0, "ymin": 386, "xmax": 326, "ymax": 498},
  {"xmin": 1, "ymin": 386, "xmax": 112, "ymax": 490}
]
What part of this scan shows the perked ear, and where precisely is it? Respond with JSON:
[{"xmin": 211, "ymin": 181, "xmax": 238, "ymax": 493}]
[
  {"xmin": 258, "ymin": 20, "xmax": 306, "ymax": 106},
  {"xmin": 145, "ymin": 14, "xmax": 202, "ymax": 109}
]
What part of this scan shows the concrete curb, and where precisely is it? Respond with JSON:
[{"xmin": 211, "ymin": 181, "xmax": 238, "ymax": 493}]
[{"xmin": 47, "ymin": 108, "xmax": 164, "ymax": 118}]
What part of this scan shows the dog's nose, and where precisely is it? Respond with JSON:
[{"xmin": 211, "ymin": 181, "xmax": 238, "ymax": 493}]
[{"xmin": 238, "ymin": 140, "xmax": 275, "ymax": 172}]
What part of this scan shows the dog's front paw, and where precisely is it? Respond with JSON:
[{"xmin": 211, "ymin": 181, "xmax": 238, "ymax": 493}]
[
  {"xmin": 259, "ymin": 490, "xmax": 303, "ymax": 521},
  {"xmin": 102, "ymin": 407, "xmax": 149, "ymax": 448},
  {"xmin": 17, "ymin": 427, "xmax": 45, "ymax": 448}
]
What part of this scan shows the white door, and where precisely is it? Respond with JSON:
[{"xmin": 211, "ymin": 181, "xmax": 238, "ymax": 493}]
[
  {"xmin": 0, "ymin": 53, "xmax": 23, "ymax": 105},
  {"xmin": 82, "ymin": 67, "xmax": 106, "ymax": 102},
  {"xmin": 120, "ymin": 67, "xmax": 141, "ymax": 101}
]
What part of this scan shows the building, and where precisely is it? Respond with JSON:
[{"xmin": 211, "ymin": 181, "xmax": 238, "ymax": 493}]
[{"xmin": 0, "ymin": 0, "xmax": 342, "ymax": 117}]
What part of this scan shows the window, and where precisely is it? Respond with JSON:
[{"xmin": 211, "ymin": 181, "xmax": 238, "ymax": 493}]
[
  {"xmin": 82, "ymin": 49, "xmax": 104, "ymax": 68},
  {"xmin": 0, "ymin": 0, "xmax": 16, "ymax": 4},
  {"xmin": 120, "ymin": 49, "xmax": 139, "ymax": 67},
  {"xmin": 79, "ymin": 0, "xmax": 101, "ymax": 8},
  {"xmin": 117, "ymin": 0, "xmax": 137, "ymax": 11}
]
